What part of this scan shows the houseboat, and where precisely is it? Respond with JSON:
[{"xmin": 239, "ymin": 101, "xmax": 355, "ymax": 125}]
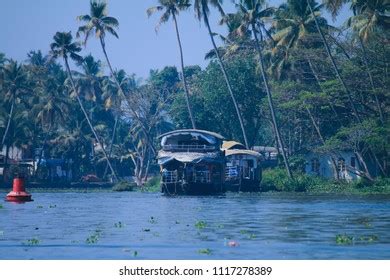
[
  {"xmin": 157, "ymin": 129, "xmax": 225, "ymax": 195},
  {"xmin": 223, "ymin": 141, "xmax": 262, "ymax": 192}
]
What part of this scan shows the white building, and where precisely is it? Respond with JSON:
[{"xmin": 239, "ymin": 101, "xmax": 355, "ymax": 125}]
[{"xmin": 305, "ymin": 151, "xmax": 379, "ymax": 181}]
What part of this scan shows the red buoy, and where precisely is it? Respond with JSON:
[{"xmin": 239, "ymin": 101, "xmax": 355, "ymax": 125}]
[{"xmin": 5, "ymin": 177, "xmax": 33, "ymax": 203}]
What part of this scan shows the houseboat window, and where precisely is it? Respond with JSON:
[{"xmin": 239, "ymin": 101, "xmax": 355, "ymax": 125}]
[
  {"xmin": 311, "ymin": 158, "xmax": 320, "ymax": 174},
  {"xmin": 338, "ymin": 158, "xmax": 346, "ymax": 172},
  {"xmin": 351, "ymin": 157, "xmax": 356, "ymax": 168}
]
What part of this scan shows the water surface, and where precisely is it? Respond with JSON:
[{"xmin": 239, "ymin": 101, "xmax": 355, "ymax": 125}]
[{"xmin": 0, "ymin": 191, "xmax": 389, "ymax": 259}]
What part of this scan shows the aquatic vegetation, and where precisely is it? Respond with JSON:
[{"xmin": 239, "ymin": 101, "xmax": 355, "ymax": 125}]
[
  {"xmin": 23, "ymin": 238, "xmax": 40, "ymax": 246},
  {"xmin": 49, "ymin": 204, "xmax": 57, "ymax": 208},
  {"xmin": 114, "ymin": 222, "xmax": 125, "ymax": 228},
  {"xmin": 36, "ymin": 205, "xmax": 43, "ymax": 209},
  {"xmin": 195, "ymin": 220, "xmax": 207, "ymax": 229},
  {"xmin": 354, "ymin": 217, "xmax": 372, "ymax": 228},
  {"xmin": 198, "ymin": 248, "xmax": 212, "ymax": 255},
  {"xmin": 86, "ymin": 230, "xmax": 102, "ymax": 244},
  {"xmin": 336, "ymin": 234, "xmax": 354, "ymax": 245},
  {"xmin": 0, "ymin": 204, "xmax": 3, "ymax": 209},
  {"xmin": 359, "ymin": 235, "xmax": 378, "ymax": 243},
  {"xmin": 336, "ymin": 233, "xmax": 379, "ymax": 245}
]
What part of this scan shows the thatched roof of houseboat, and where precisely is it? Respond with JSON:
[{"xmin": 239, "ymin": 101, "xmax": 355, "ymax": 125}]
[
  {"xmin": 158, "ymin": 129, "xmax": 225, "ymax": 140},
  {"xmin": 225, "ymin": 149, "xmax": 262, "ymax": 158},
  {"xmin": 222, "ymin": 141, "xmax": 245, "ymax": 150},
  {"xmin": 157, "ymin": 151, "xmax": 223, "ymax": 165}
]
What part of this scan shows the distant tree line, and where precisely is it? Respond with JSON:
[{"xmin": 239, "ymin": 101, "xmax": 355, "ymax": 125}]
[{"xmin": 0, "ymin": 0, "xmax": 389, "ymax": 184}]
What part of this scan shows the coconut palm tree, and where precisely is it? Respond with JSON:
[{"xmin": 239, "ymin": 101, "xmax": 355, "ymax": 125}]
[
  {"xmin": 235, "ymin": 0, "xmax": 293, "ymax": 178},
  {"xmin": 347, "ymin": 0, "xmax": 388, "ymax": 123},
  {"xmin": 76, "ymin": 1, "xmax": 127, "ymax": 106},
  {"xmin": 147, "ymin": 0, "xmax": 196, "ymax": 129},
  {"xmin": 1, "ymin": 60, "xmax": 29, "ymax": 150},
  {"xmin": 50, "ymin": 31, "xmax": 118, "ymax": 181},
  {"xmin": 77, "ymin": 0, "xmax": 155, "ymax": 158},
  {"xmin": 194, "ymin": 0, "xmax": 249, "ymax": 148},
  {"xmin": 305, "ymin": 0, "xmax": 362, "ymax": 123}
]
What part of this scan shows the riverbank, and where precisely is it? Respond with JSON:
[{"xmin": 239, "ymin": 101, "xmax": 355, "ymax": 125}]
[{"xmin": 261, "ymin": 169, "xmax": 390, "ymax": 195}]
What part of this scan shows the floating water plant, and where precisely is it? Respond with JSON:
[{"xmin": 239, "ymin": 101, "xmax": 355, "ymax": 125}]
[
  {"xmin": 86, "ymin": 230, "xmax": 102, "ymax": 244},
  {"xmin": 198, "ymin": 248, "xmax": 212, "ymax": 255},
  {"xmin": 23, "ymin": 238, "xmax": 40, "ymax": 246},
  {"xmin": 335, "ymin": 234, "xmax": 354, "ymax": 245},
  {"xmin": 359, "ymin": 235, "xmax": 378, "ymax": 243},
  {"xmin": 0, "ymin": 204, "xmax": 3, "ymax": 209},
  {"xmin": 114, "ymin": 222, "xmax": 125, "ymax": 228},
  {"xmin": 149, "ymin": 216, "xmax": 157, "ymax": 224},
  {"xmin": 195, "ymin": 220, "xmax": 207, "ymax": 229}
]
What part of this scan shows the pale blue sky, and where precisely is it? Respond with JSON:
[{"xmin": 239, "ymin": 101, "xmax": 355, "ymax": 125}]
[{"xmin": 0, "ymin": 0, "xmax": 351, "ymax": 79}]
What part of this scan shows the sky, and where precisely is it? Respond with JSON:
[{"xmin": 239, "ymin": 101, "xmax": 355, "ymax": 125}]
[{"xmin": 0, "ymin": 0, "xmax": 351, "ymax": 79}]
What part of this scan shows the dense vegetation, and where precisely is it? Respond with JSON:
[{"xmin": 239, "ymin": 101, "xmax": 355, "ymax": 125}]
[{"xmin": 0, "ymin": 0, "xmax": 389, "ymax": 188}]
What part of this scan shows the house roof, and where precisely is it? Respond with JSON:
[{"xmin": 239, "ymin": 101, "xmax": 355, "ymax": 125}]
[
  {"xmin": 253, "ymin": 146, "xmax": 281, "ymax": 153},
  {"xmin": 158, "ymin": 129, "xmax": 225, "ymax": 140},
  {"xmin": 222, "ymin": 141, "xmax": 246, "ymax": 150},
  {"xmin": 225, "ymin": 149, "xmax": 262, "ymax": 158},
  {"xmin": 157, "ymin": 151, "xmax": 223, "ymax": 165}
]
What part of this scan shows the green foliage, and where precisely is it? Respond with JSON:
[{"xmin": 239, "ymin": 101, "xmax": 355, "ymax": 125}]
[
  {"xmin": 335, "ymin": 234, "xmax": 354, "ymax": 245},
  {"xmin": 143, "ymin": 176, "xmax": 161, "ymax": 192},
  {"xmin": 261, "ymin": 168, "xmax": 390, "ymax": 193},
  {"xmin": 23, "ymin": 238, "xmax": 40, "ymax": 246},
  {"xmin": 195, "ymin": 220, "xmax": 207, "ymax": 229},
  {"xmin": 197, "ymin": 248, "xmax": 212, "ymax": 255},
  {"xmin": 112, "ymin": 181, "xmax": 135, "ymax": 192},
  {"xmin": 86, "ymin": 229, "xmax": 102, "ymax": 244}
]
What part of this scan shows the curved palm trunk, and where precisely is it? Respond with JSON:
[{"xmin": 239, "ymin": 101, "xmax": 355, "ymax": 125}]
[
  {"xmin": 307, "ymin": 0, "xmax": 361, "ymax": 124},
  {"xmin": 251, "ymin": 23, "xmax": 293, "ymax": 179},
  {"xmin": 103, "ymin": 114, "xmax": 118, "ymax": 179},
  {"xmin": 358, "ymin": 37, "xmax": 384, "ymax": 124},
  {"xmin": 64, "ymin": 56, "xmax": 118, "ymax": 182},
  {"xmin": 1, "ymin": 95, "xmax": 15, "ymax": 149},
  {"xmin": 305, "ymin": 106, "xmax": 339, "ymax": 180},
  {"xmin": 172, "ymin": 12, "xmax": 196, "ymax": 129},
  {"xmin": 99, "ymin": 37, "xmax": 156, "ymax": 156},
  {"xmin": 202, "ymin": 8, "xmax": 249, "ymax": 149}
]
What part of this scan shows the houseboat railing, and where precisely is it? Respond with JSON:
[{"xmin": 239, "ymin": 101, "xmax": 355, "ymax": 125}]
[
  {"xmin": 193, "ymin": 170, "xmax": 211, "ymax": 183},
  {"xmin": 225, "ymin": 166, "xmax": 254, "ymax": 180},
  {"xmin": 162, "ymin": 170, "xmax": 178, "ymax": 183},
  {"xmin": 162, "ymin": 144, "xmax": 216, "ymax": 152},
  {"xmin": 225, "ymin": 166, "xmax": 239, "ymax": 180}
]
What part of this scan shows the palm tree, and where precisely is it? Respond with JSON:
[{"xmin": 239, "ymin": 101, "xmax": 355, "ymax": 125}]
[
  {"xmin": 1, "ymin": 60, "xmax": 28, "ymax": 150},
  {"xmin": 77, "ymin": 0, "xmax": 155, "ymax": 159},
  {"xmin": 147, "ymin": 0, "xmax": 196, "ymax": 129},
  {"xmin": 50, "ymin": 31, "xmax": 118, "ymax": 181},
  {"xmin": 76, "ymin": 1, "xmax": 127, "ymax": 107},
  {"xmin": 235, "ymin": 0, "xmax": 293, "ymax": 178},
  {"xmin": 347, "ymin": 0, "xmax": 387, "ymax": 123},
  {"xmin": 194, "ymin": 0, "xmax": 249, "ymax": 148},
  {"xmin": 305, "ymin": 0, "xmax": 362, "ymax": 123}
]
